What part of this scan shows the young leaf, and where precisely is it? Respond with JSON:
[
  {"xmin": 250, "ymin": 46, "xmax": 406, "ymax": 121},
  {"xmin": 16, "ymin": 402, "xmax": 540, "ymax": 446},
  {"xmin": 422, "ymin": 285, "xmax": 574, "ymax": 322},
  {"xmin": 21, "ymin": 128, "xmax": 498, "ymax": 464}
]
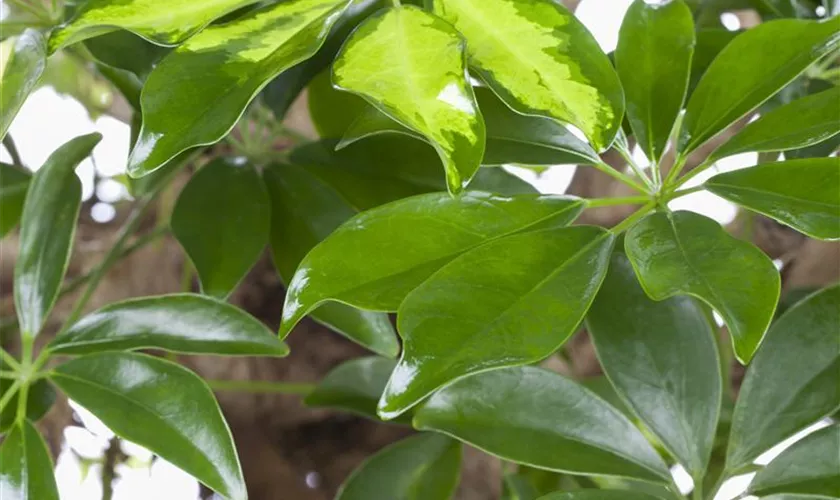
[
  {"xmin": 616, "ymin": 0, "xmax": 694, "ymax": 163},
  {"xmin": 586, "ymin": 248, "xmax": 722, "ymax": 479},
  {"xmin": 380, "ymin": 226, "xmax": 614, "ymax": 418},
  {"xmin": 705, "ymin": 158, "xmax": 840, "ymax": 240},
  {"xmin": 748, "ymin": 425, "xmax": 840, "ymax": 497},
  {"xmin": 171, "ymin": 158, "xmax": 270, "ymax": 298},
  {"xmin": 48, "ymin": 294, "xmax": 288, "ymax": 357},
  {"xmin": 678, "ymin": 17, "xmax": 840, "ymax": 155},
  {"xmin": 336, "ymin": 433, "xmax": 461, "ymax": 500},
  {"xmin": 48, "ymin": 0, "xmax": 261, "ymax": 52},
  {"xmin": 332, "ymin": 5, "xmax": 485, "ymax": 193},
  {"xmin": 264, "ymin": 162, "xmax": 398, "ymax": 357},
  {"xmin": 15, "ymin": 133, "xmax": 101, "ymax": 338},
  {"xmin": 432, "ymin": 0, "xmax": 624, "ymax": 151},
  {"xmin": 0, "ymin": 379, "xmax": 56, "ymax": 433},
  {"xmin": 339, "ymin": 87, "xmax": 600, "ymax": 167},
  {"xmin": 709, "ymin": 87, "xmax": 840, "ymax": 161},
  {"xmin": 50, "ymin": 352, "xmax": 246, "ymax": 500},
  {"xmin": 0, "ymin": 30, "xmax": 46, "ymax": 140},
  {"xmin": 413, "ymin": 367, "xmax": 670, "ymax": 483},
  {"xmin": 625, "ymin": 211, "xmax": 780, "ymax": 364},
  {"xmin": 304, "ymin": 357, "xmax": 399, "ymax": 422},
  {"xmin": 727, "ymin": 285, "xmax": 840, "ymax": 471},
  {"xmin": 128, "ymin": 0, "xmax": 352, "ymax": 177},
  {"xmin": 0, "ymin": 162, "xmax": 30, "ymax": 237},
  {"xmin": 0, "ymin": 421, "xmax": 59, "ymax": 500},
  {"xmin": 538, "ymin": 492, "xmax": 663, "ymax": 500},
  {"xmin": 280, "ymin": 192, "xmax": 585, "ymax": 337}
]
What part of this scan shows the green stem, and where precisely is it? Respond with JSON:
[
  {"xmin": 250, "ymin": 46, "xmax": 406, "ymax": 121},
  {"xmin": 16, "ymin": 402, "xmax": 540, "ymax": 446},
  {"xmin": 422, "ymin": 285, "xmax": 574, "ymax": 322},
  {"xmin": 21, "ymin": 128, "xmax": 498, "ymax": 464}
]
[
  {"xmin": 706, "ymin": 469, "xmax": 731, "ymax": 500},
  {"xmin": 0, "ymin": 349, "xmax": 21, "ymax": 371},
  {"xmin": 593, "ymin": 160, "xmax": 651, "ymax": 194},
  {"xmin": 615, "ymin": 142, "xmax": 656, "ymax": 190},
  {"xmin": 585, "ymin": 195, "xmax": 650, "ymax": 208},
  {"xmin": 0, "ymin": 380, "xmax": 21, "ymax": 414},
  {"xmin": 2, "ymin": 134, "xmax": 24, "ymax": 168},
  {"xmin": 662, "ymin": 186, "xmax": 705, "ymax": 204},
  {"xmin": 15, "ymin": 335, "xmax": 33, "ymax": 424},
  {"xmin": 610, "ymin": 202, "xmax": 656, "ymax": 234},
  {"xmin": 0, "ymin": 371, "xmax": 18, "ymax": 379},
  {"xmin": 391, "ymin": 0, "xmax": 402, "ymax": 6},
  {"xmin": 207, "ymin": 379, "xmax": 316, "ymax": 395},
  {"xmin": 60, "ymin": 196, "xmax": 156, "ymax": 333}
]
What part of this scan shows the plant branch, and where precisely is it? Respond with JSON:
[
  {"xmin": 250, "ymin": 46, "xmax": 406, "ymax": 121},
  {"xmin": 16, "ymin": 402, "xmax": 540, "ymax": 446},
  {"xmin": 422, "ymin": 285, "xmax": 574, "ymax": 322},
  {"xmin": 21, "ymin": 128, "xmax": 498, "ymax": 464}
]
[
  {"xmin": 2, "ymin": 134, "xmax": 24, "ymax": 168},
  {"xmin": 610, "ymin": 202, "xmax": 656, "ymax": 234},
  {"xmin": 0, "ymin": 380, "xmax": 21, "ymax": 414},
  {"xmin": 593, "ymin": 160, "xmax": 651, "ymax": 194},
  {"xmin": 585, "ymin": 195, "xmax": 650, "ymax": 208},
  {"xmin": 207, "ymin": 379, "xmax": 316, "ymax": 395},
  {"xmin": 615, "ymin": 141, "xmax": 656, "ymax": 190},
  {"xmin": 0, "ymin": 349, "xmax": 21, "ymax": 371}
]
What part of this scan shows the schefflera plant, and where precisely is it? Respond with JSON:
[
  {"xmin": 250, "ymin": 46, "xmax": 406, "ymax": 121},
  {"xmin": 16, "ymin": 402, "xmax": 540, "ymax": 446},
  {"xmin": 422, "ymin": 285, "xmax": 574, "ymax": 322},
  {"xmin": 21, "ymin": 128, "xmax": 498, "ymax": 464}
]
[{"xmin": 0, "ymin": 0, "xmax": 837, "ymax": 499}]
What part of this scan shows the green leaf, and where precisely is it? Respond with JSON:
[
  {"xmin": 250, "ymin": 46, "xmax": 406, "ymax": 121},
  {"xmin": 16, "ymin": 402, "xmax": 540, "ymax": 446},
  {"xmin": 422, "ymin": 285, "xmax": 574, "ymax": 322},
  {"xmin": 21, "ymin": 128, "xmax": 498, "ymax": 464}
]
[
  {"xmin": 15, "ymin": 133, "xmax": 101, "ymax": 338},
  {"xmin": 586, "ymin": 247, "xmax": 721, "ymax": 478},
  {"xmin": 688, "ymin": 29, "xmax": 738, "ymax": 94},
  {"xmin": 50, "ymin": 352, "xmax": 246, "ymax": 500},
  {"xmin": 0, "ymin": 162, "xmax": 30, "ymax": 237},
  {"xmin": 413, "ymin": 367, "xmax": 670, "ymax": 482},
  {"xmin": 48, "ymin": 294, "xmax": 288, "ymax": 357},
  {"xmin": 705, "ymin": 158, "xmax": 840, "ymax": 240},
  {"xmin": 304, "ymin": 356, "xmax": 399, "ymax": 422},
  {"xmin": 616, "ymin": 0, "xmax": 694, "ymax": 163},
  {"xmin": 0, "ymin": 420, "xmax": 59, "ymax": 500},
  {"xmin": 84, "ymin": 30, "xmax": 169, "ymax": 79},
  {"xmin": 280, "ymin": 192, "xmax": 585, "ymax": 337},
  {"xmin": 171, "ymin": 158, "xmax": 270, "ymax": 298},
  {"xmin": 336, "ymin": 433, "xmax": 461, "ymax": 500},
  {"xmin": 503, "ymin": 474, "xmax": 540, "ymax": 500},
  {"xmin": 332, "ymin": 5, "xmax": 485, "ymax": 194},
  {"xmin": 749, "ymin": 425, "xmax": 840, "ymax": 497},
  {"xmin": 0, "ymin": 30, "xmax": 46, "ymax": 141},
  {"xmin": 432, "ymin": 0, "xmax": 624, "ymax": 151},
  {"xmin": 48, "ymin": 0, "xmax": 261, "ymax": 52},
  {"xmin": 0, "ymin": 379, "xmax": 56, "ymax": 433},
  {"xmin": 128, "ymin": 0, "xmax": 351, "ymax": 177},
  {"xmin": 758, "ymin": 495, "xmax": 838, "ymax": 500},
  {"xmin": 726, "ymin": 285, "xmax": 840, "ymax": 470},
  {"xmin": 380, "ymin": 226, "xmax": 614, "ymax": 418},
  {"xmin": 538, "ymin": 491, "xmax": 663, "ymax": 500},
  {"xmin": 308, "ymin": 68, "xmax": 368, "ymax": 138},
  {"xmin": 710, "ymin": 87, "xmax": 840, "ymax": 161},
  {"xmin": 263, "ymin": 0, "xmax": 384, "ymax": 120},
  {"xmin": 264, "ymin": 162, "xmax": 398, "ymax": 357},
  {"xmin": 339, "ymin": 87, "xmax": 600, "ymax": 167},
  {"xmin": 625, "ymin": 211, "xmax": 780, "ymax": 364},
  {"xmin": 678, "ymin": 17, "xmax": 840, "ymax": 155}
]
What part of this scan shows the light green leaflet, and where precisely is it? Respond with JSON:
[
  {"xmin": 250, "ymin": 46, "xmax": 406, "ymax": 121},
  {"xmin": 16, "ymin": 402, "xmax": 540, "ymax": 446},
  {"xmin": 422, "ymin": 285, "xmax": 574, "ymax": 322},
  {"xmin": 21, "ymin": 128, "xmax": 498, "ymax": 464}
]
[
  {"xmin": 0, "ymin": 421, "xmax": 59, "ymax": 500},
  {"xmin": 678, "ymin": 17, "xmax": 840, "ymax": 156},
  {"xmin": 49, "ymin": 0, "xmax": 261, "ymax": 52},
  {"xmin": 433, "ymin": 0, "xmax": 624, "ymax": 151},
  {"xmin": 128, "ymin": 0, "xmax": 351, "ymax": 177},
  {"xmin": 0, "ymin": 30, "xmax": 46, "ymax": 141},
  {"xmin": 709, "ymin": 87, "xmax": 840, "ymax": 161},
  {"xmin": 332, "ymin": 5, "xmax": 485, "ymax": 194},
  {"xmin": 616, "ymin": 0, "xmax": 695, "ymax": 163}
]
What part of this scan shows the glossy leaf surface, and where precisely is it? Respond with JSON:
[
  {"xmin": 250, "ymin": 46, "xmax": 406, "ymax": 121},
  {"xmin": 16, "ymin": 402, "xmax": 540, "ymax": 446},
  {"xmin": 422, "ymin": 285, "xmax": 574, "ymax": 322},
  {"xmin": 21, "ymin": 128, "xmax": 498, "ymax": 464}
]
[
  {"xmin": 433, "ymin": 0, "xmax": 624, "ymax": 151},
  {"xmin": 414, "ymin": 367, "xmax": 670, "ymax": 482},
  {"xmin": 616, "ymin": 0, "xmax": 694, "ymax": 162},
  {"xmin": 84, "ymin": 30, "xmax": 169, "ymax": 79},
  {"xmin": 679, "ymin": 17, "xmax": 840, "ymax": 155},
  {"xmin": 129, "ymin": 0, "xmax": 350, "ymax": 177},
  {"xmin": 706, "ymin": 158, "xmax": 840, "ymax": 240},
  {"xmin": 308, "ymin": 69, "xmax": 368, "ymax": 138},
  {"xmin": 336, "ymin": 433, "xmax": 461, "ymax": 500},
  {"xmin": 749, "ymin": 425, "xmax": 840, "ymax": 497},
  {"xmin": 15, "ymin": 133, "xmax": 100, "ymax": 338},
  {"xmin": 333, "ymin": 5, "xmax": 485, "ymax": 193},
  {"xmin": 586, "ymin": 248, "xmax": 721, "ymax": 478},
  {"xmin": 0, "ymin": 421, "xmax": 59, "ymax": 500},
  {"xmin": 305, "ymin": 357, "xmax": 398, "ymax": 422},
  {"xmin": 688, "ymin": 29, "xmax": 737, "ymax": 94},
  {"xmin": 280, "ymin": 192, "xmax": 585, "ymax": 337},
  {"xmin": 625, "ymin": 211, "xmax": 780, "ymax": 364},
  {"xmin": 51, "ymin": 353, "xmax": 246, "ymax": 500},
  {"xmin": 49, "ymin": 294, "xmax": 288, "ymax": 357},
  {"xmin": 710, "ymin": 87, "xmax": 840, "ymax": 161},
  {"xmin": 380, "ymin": 226, "xmax": 614, "ymax": 418},
  {"xmin": 264, "ymin": 162, "xmax": 398, "ymax": 357},
  {"xmin": 0, "ymin": 30, "xmax": 46, "ymax": 140},
  {"xmin": 49, "ymin": 0, "xmax": 260, "ymax": 51},
  {"xmin": 0, "ymin": 379, "xmax": 56, "ymax": 433},
  {"xmin": 0, "ymin": 162, "xmax": 29, "ymax": 237},
  {"xmin": 171, "ymin": 158, "xmax": 270, "ymax": 298},
  {"xmin": 538, "ymin": 492, "xmax": 662, "ymax": 500},
  {"xmin": 727, "ymin": 285, "xmax": 840, "ymax": 470}
]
